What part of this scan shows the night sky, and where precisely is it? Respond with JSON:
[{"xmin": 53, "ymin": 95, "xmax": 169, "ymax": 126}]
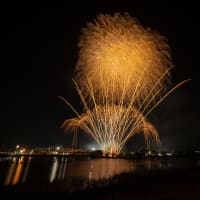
[{"xmin": 1, "ymin": 1, "xmax": 199, "ymax": 151}]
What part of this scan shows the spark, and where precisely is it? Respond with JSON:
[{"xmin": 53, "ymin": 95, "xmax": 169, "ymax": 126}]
[
  {"xmin": 60, "ymin": 13, "xmax": 189, "ymax": 155},
  {"xmin": 76, "ymin": 12, "xmax": 172, "ymax": 106}
]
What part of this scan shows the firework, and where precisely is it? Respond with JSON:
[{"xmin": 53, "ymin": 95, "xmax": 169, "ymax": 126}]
[
  {"xmin": 76, "ymin": 12, "xmax": 173, "ymax": 106},
  {"xmin": 60, "ymin": 13, "xmax": 189, "ymax": 155},
  {"xmin": 61, "ymin": 104, "xmax": 159, "ymax": 155}
]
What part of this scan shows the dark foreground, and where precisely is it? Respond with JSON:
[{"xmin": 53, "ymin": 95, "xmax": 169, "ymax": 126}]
[{"xmin": 1, "ymin": 166, "xmax": 199, "ymax": 200}]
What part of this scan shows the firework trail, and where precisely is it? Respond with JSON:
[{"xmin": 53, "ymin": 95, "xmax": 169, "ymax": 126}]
[
  {"xmin": 60, "ymin": 13, "xmax": 189, "ymax": 155},
  {"xmin": 61, "ymin": 104, "xmax": 159, "ymax": 155}
]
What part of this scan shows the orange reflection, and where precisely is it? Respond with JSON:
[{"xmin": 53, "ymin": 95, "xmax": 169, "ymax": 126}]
[
  {"xmin": 4, "ymin": 158, "xmax": 17, "ymax": 186},
  {"xmin": 12, "ymin": 157, "xmax": 24, "ymax": 185},
  {"xmin": 22, "ymin": 157, "xmax": 31, "ymax": 183}
]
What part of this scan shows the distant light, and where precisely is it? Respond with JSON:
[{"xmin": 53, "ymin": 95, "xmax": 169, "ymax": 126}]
[
  {"xmin": 91, "ymin": 147, "xmax": 95, "ymax": 151},
  {"xmin": 16, "ymin": 145, "xmax": 20, "ymax": 149},
  {"xmin": 166, "ymin": 152, "xmax": 173, "ymax": 156},
  {"xmin": 148, "ymin": 150, "xmax": 152, "ymax": 155},
  {"xmin": 56, "ymin": 147, "xmax": 60, "ymax": 150}
]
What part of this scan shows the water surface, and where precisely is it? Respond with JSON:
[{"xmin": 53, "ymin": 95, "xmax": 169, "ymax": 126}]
[{"xmin": 0, "ymin": 156, "xmax": 199, "ymax": 192}]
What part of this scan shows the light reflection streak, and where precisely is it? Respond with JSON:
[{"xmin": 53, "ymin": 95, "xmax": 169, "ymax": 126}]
[
  {"xmin": 62, "ymin": 158, "xmax": 67, "ymax": 180},
  {"xmin": 89, "ymin": 160, "xmax": 94, "ymax": 180},
  {"xmin": 49, "ymin": 157, "xmax": 59, "ymax": 183},
  {"xmin": 57, "ymin": 157, "xmax": 67, "ymax": 181},
  {"xmin": 22, "ymin": 157, "xmax": 32, "ymax": 183},
  {"xmin": 49, "ymin": 157, "xmax": 68, "ymax": 183},
  {"xmin": 12, "ymin": 157, "xmax": 24, "ymax": 185},
  {"xmin": 4, "ymin": 157, "xmax": 17, "ymax": 186},
  {"xmin": 57, "ymin": 158, "xmax": 64, "ymax": 181}
]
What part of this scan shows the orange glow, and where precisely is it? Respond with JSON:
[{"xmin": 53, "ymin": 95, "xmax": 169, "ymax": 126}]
[
  {"xmin": 61, "ymin": 13, "xmax": 189, "ymax": 155},
  {"xmin": 76, "ymin": 13, "xmax": 172, "ymax": 105},
  {"xmin": 4, "ymin": 158, "xmax": 17, "ymax": 186},
  {"xmin": 12, "ymin": 157, "xmax": 24, "ymax": 185},
  {"xmin": 62, "ymin": 105, "xmax": 160, "ymax": 154}
]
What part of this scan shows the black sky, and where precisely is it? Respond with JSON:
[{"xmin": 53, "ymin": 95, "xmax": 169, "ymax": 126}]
[{"xmin": 1, "ymin": 1, "xmax": 199, "ymax": 151}]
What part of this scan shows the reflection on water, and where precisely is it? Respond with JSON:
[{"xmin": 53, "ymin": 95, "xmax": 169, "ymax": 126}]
[
  {"xmin": 89, "ymin": 159, "xmax": 130, "ymax": 180},
  {"xmin": 4, "ymin": 157, "xmax": 31, "ymax": 186},
  {"xmin": 12, "ymin": 157, "xmax": 23, "ymax": 185},
  {"xmin": 48, "ymin": 158, "xmax": 134, "ymax": 183},
  {"xmin": 49, "ymin": 157, "xmax": 58, "ymax": 183},
  {"xmin": 49, "ymin": 157, "xmax": 67, "ymax": 183},
  {"xmin": 0, "ymin": 156, "xmax": 199, "ymax": 187},
  {"xmin": 22, "ymin": 157, "xmax": 31, "ymax": 183},
  {"xmin": 4, "ymin": 157, "xmax": 17, "ymax": 186},
  {"xmin": 65, "ymin": 158, "xmax": 134, "ymax": 181}
]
